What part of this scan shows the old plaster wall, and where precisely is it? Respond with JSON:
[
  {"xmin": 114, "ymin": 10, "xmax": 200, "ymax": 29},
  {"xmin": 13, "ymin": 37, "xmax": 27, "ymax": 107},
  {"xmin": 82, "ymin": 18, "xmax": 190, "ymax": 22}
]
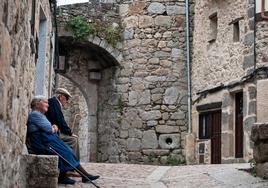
[
  {"xmin": 191, "ymin": 0, "xmax": 255, "ymax": 164},
  {"xmin": 58, "ymin": 0, "xmax": 191, "ymax": 164},
  {"xmin": 0, "ymin": 0, "xmax": 54, "ymax": 187}
]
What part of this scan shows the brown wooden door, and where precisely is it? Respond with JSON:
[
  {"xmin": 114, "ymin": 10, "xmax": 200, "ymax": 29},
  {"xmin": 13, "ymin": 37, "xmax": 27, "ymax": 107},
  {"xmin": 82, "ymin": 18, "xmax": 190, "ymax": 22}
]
[
  {"xmin": 235, "ymin": 92, "xmax": 243, "ymax": 158},
  {"xmin": 211, "ymin": 110, "xmax": 221, "ymax": 164}
]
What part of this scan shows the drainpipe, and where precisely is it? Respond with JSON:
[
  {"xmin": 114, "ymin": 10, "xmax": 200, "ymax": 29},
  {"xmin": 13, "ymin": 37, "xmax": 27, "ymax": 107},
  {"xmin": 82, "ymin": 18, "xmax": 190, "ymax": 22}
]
[
  {"xmin": 261, "ymin": 0, "xmax": 268, "ymax": 20},
  {"xmin": 185, "ymin": 0, "xmax": 192, "ymax": 133},
  {"xmin": 254, "ymin": 0, "xmax": 256, "ymax": 71}
]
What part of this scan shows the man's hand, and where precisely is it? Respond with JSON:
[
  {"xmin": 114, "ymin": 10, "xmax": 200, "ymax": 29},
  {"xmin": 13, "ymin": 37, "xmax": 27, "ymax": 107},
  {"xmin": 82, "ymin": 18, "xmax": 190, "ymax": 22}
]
[
  {"xmin": 52, "ymin": 124, "xmax": 59, "ymax": 133},
  {"xmin": 72, "ymin": 134, "xmax": 78, "ymax": 138}
]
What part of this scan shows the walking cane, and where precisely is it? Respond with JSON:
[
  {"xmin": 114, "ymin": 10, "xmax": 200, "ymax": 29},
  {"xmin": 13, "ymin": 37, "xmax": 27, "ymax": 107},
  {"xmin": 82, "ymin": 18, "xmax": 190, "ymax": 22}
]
[{"xmin": 48, "ymin": 146, "xmax": 100, "ymax": 188}]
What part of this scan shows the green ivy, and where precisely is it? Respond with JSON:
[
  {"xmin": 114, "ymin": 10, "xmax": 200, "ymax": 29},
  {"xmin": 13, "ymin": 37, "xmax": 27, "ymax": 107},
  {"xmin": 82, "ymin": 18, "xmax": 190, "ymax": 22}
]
[
  {"xmin": 167, "ymin": 156, "xmax": 186, "ymax": 166},
  {"xmin": 65, "ymin": 16, "xmax": 96, "ymax": 41},
  {"xmin": 104, "ymin": 25, "xmax": 121, "ymax": 47},
  {"xmin": 249, "ymin": 158, "xmax": 257, "ymax": 177}
]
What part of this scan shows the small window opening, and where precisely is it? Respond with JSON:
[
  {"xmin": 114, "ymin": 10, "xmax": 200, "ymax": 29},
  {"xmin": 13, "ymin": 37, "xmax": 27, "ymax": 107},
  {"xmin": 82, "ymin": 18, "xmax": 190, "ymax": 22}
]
[
  {"xmin": 208, "ymin": 13, "xmax": 218, "ymax": 43},
  {"xmin": 233, "ymin": 21, "xmax": 240, "ymax": 42}
]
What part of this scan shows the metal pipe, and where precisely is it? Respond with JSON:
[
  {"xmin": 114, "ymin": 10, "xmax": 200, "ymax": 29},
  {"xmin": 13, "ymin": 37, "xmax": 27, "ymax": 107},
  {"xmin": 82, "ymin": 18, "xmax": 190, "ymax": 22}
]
[
  {"xmin": 185, "ymin": 0, "xmax": 192, "ymax": 133},
  {"xmin": 261, "ymin": 0, "xmax": 268, "ymax": 20},
  {"xmin": 254, "ymin": 0, "xmax": 257, "ymax": 71}
]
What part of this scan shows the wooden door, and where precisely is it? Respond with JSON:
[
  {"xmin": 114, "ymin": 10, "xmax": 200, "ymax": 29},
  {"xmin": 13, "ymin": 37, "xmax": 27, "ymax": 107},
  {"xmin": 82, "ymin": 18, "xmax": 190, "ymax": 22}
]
[
  {"xmin": 211, "ymin": 110, "xmax": 221, "ymax": 164},
  {"xmin": 235, "ymin": 92, "xmax": 243, "ymax": 158}
]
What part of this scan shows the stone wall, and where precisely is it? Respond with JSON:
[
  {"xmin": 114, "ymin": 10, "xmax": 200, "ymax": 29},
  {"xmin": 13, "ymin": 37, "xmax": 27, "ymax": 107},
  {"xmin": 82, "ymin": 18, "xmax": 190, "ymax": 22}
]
[
  {"xmin": 252, "ymin": 122, "xmax": 268, "ymax": 179},
  {"xmin": 191, "ymin": 0, "xmax": 255, "ymax": 164},
  {"xmin": 0, "ymin": 0, "xmax": 54, "ymax": 187},
  {"xmin": 192, "ymin": 0, "xmax": 251, "ymax": 95},
  {"xmin": 57, "ymin": 0, "xmax": 190, "ymax": 164},
  {"xmin": 57, "ymin": 74, "xmax": 89, "ymax": 162}
]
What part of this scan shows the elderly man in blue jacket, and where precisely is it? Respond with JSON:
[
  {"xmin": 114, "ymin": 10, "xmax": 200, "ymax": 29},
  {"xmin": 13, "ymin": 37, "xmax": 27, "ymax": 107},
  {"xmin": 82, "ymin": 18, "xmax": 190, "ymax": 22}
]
[{"xmin": 45, "ymin": 88, "xmax": 80, "ymax": 162}]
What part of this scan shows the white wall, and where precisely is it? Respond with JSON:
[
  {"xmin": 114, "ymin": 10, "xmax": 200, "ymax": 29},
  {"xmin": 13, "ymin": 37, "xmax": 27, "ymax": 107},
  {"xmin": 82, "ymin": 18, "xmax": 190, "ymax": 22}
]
[{"xmin": 256, "ymin": 0, "xmax": 268, "ymax": 13}]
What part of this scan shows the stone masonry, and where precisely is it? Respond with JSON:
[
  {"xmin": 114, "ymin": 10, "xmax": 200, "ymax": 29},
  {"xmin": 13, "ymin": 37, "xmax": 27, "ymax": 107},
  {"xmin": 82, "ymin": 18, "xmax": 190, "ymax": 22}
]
[
  {"xmin": 0, "ymin": 0, "xmax": 55, "ymax": 187},
  {"xmin": 190, "ymin": 0, "xmax": 257, "ymax": 164},
  {"xmin": 57, "ymin": 0, "xmax": 191, "ymax": 164}
]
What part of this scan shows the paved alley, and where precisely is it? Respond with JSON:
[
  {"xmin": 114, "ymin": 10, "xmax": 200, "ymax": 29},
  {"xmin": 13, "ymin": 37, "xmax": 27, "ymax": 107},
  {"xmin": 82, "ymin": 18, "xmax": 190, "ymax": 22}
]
[{"xmin": 58, "ymin": 163, "xmax": 268, "ymax": 188}]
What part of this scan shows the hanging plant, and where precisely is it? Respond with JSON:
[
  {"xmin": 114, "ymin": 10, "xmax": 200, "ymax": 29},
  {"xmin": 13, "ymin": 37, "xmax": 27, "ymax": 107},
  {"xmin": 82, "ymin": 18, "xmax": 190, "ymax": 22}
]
[
  {"xmin": 104, "ymin": 24, "xmax": 121, "ymax": 47},
  {"xmin": 65, "ymin": 16, "xmax": 96, "ymax": 41}
]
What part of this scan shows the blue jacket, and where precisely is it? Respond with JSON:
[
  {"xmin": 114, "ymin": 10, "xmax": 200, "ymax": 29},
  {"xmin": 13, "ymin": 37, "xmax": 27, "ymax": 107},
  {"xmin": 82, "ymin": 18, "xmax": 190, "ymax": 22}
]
[
  {"xmin": 27, "ymin": 111, "xmax": 80, "ymax": 172},
  {"xmin": 45, "ymin": 96, "xmax": 72, "ymax": 136}
]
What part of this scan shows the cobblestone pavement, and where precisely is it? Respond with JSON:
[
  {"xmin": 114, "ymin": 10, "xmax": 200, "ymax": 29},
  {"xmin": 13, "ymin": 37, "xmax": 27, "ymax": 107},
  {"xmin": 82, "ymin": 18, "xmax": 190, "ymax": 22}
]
[{"xmin": 58, "ymin": 163, "xmax": 268, "ymax": 188}]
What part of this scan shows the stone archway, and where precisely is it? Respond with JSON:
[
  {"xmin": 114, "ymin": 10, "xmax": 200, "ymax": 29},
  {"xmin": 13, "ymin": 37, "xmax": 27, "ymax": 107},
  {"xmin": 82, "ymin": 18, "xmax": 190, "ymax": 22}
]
[{"xmin": 57, "ymin": 36, "xmax": 122, "ymax": 162}]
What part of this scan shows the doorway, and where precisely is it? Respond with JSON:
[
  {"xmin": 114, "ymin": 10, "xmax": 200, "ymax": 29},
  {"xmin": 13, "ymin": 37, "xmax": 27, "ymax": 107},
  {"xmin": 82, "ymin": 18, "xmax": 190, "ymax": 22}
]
[
  {"xmin": 235, "ymin": 92, "xmax": 243, "ymax": 158},
  {"xmin": 199, "ymin": 110, "xmax": 222, "ymax": 164}
]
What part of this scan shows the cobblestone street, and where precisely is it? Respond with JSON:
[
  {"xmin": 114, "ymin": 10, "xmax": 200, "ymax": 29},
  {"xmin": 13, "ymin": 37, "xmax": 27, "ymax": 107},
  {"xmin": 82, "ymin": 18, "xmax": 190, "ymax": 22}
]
[{"xmin": 58, "ymin": 163, "xmax": 268, "ymax": 188}]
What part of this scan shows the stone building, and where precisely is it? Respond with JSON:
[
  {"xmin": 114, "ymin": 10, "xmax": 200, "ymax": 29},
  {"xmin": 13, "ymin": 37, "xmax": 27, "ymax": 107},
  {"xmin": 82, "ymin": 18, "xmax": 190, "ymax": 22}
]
[
  {"xmin": 0, "ymin": 0, "xmax": 56, "ymax": 187},
  {"xmin": 56, "ymin": 0, "xmax": 192, "ymax": 164},
  {"xmin": 188, "ymin": 0, "xmax": 268, "ymax": 165}
]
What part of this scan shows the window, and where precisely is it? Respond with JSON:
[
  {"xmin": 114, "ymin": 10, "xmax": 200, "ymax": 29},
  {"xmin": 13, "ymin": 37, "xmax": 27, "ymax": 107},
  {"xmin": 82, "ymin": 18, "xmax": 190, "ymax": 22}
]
[
  {"xmin": 199, "ymin": 113, "xmax": 212, "ymax": 139},
  {"xmin": 233, "ymin": 21, "xmax": 240, "ymax": 42},
  {"xmin": 208, "ymin": 13, "xmax": 218, "ymax": 43}
]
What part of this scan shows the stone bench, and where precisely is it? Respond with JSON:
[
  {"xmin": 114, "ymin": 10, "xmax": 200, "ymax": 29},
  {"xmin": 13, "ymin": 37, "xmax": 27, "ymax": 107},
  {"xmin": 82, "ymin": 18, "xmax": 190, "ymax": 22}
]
[
  {"xmin": 251, "ymin": 122, "xmax": 268, "ymax": 178},
  {"xmin": 23, "ymin": 154, "xmax": 59, "ymax": 188}
]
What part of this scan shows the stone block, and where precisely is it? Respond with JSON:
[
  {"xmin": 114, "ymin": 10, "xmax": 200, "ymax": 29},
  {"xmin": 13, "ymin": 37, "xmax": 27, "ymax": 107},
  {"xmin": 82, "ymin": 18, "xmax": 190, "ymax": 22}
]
[
  {"xmin": 127, "ymin": 138, "xmax": 141, "ymax": 151},
  {"xmin": 257, "ymin": 79, "xmax": 268, "ymax": 122},
  {"xmin": 222, "ymin": 133, "xmax": 234, "ymax": 158},
  {"xmin": 244, "ymin": 33, "xmax": 254, "ymax": 46},
  {"xmin": 24, "ymin": 154, "xmax": 59, "ymax": 188},
  {"xmin": 142, "ymin": 130, "xmax": 158, "ymax": 149},
  {"xmin": 248, "ymin": 100, "xmax": 256, "ymax": 115},
  {"xmin": 244, "ymin": 116, "xmax": 256, "ymax": 132},
  {"xmin": 155, "ymin": 16, "xmax": 172, "ymax": 27},
  {"xmin": 248, "ymin": 86, "xmax": 256, "ymax": 100},
  {"xmin": 129, "ymin": 2, "xmax": 146, "ymax": 14},
  {"xmin": 140, "ymin": 110, "xmax": 161, "ymax": 121},
  {"xmin": 166, "ymin": 5, "xmax": 185, "ymax": 15},
  {"xmin": 156, "ymin": 125, "xmax": 179, "ymax": 134},
  {"xmin": 138, "ymin": 15, "xmax": 154, "ymax": 28},
  {"xmin": 148, "ymin": 3, "xmax": 165, "ymax": 15},
  {"xmin": 251, "ymin": 124, "xmax": 259, "ymax": 142},
  {"xmin": 185, "ymin": 133, "xmax": 196, "ymax": 164},
  {"xmin": 243, "ymin": 55, "xmax": 254, "ymax": 69},
  {"xmin": 163, "ymin": 87, "xmax": 180, "ymax": 104},
  {"xmin": 256, "ymin": 162, "xmax": 268, "ymax": 179},
  {"xmin": 142, "ymin": 149, "xmax": 169, "ymax": 156},
  {"xmin": 253, "ymin": 143, "xmax": 268, "ymax": 163},
  {"xmin": 159, "ymin": 134, "xmax": 180, "ymax": 149},
  {"xmin": 257, "ymin": 123, "xmax": 268, "ymax": 140}
]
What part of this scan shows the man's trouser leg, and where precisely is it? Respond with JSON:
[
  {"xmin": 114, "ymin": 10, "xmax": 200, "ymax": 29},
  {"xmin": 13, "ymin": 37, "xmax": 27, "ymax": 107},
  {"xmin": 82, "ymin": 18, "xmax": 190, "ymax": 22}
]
[{"xmin": 60, "ymin": 133, "xmax": 80, "ymax": 160}]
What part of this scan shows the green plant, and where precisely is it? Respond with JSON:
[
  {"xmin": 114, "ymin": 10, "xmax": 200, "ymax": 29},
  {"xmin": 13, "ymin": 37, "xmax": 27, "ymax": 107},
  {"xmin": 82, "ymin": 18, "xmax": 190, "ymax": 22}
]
[
  {"xmin": 116, "ymin": 96, "xmax": 124, "ymax": 114},
  {"xmin": 148, "ymin": 153, "xmax": 157, "ymax": 162},
  {"xmin": 115, "ymin": 96, "xmax": 124, "ymax": 125},
  {"xmin": 167, "ymin": 156, "xmax": 186, "ymax": 166},
  {"xmin": 249, "ymin": 158, "xmax": 257, "ymax": 177},
  {"xmin": 104, "ymin": 25, "xmax": 121, "ymax": 47},
  {"xmin": 66, "ymin": 16, "xmax": 95, "ymax": 41}
]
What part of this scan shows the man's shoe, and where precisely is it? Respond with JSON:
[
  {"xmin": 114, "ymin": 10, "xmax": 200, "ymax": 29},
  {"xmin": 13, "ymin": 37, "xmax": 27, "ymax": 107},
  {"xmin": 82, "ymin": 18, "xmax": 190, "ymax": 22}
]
[
  {"xmin": 82, "ymin": 175, "xmax": 100, "ymax": 183},
  {"xmin": 58, "ymin": 176, "xmax": 76, "ymax": 185}
]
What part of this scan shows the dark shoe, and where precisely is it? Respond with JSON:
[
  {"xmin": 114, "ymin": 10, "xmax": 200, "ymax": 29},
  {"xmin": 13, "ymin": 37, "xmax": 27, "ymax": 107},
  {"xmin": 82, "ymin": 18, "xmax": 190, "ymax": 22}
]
[
  {"xmin": 58, "ymin": 176, "xmax": 76, "ymax": 185},
  {"xmin": 82, "ymin": 175, "xmax": 100, "ymax": 183}
]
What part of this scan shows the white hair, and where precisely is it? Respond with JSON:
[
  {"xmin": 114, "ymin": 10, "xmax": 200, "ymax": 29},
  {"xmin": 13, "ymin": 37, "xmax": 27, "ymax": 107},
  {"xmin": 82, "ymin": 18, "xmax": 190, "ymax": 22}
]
[{"xmin": 30, "ymin": 95, "xmax": 47, "ymax": 109}]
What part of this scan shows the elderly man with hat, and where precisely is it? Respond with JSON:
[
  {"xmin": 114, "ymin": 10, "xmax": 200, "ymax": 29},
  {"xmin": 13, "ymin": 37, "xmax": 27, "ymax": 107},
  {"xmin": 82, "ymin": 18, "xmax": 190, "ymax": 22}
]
[{"xmin": 45, "ymin": 88, "xmax": 80, "ymax": 163}]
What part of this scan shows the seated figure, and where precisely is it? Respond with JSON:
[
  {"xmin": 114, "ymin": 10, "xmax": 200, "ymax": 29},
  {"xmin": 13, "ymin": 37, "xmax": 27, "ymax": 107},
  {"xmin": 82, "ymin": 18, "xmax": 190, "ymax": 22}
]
[{"xmin": 26, "ymin": 95, "xmax": 100, "ymax": 185}]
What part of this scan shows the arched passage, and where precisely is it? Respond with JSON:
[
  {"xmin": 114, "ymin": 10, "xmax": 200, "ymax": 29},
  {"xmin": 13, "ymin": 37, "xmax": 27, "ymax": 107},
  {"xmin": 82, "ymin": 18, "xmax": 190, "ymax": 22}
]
[{"xmin": 57, "ymin": 36, "xmax": 121, "ymax": 162}]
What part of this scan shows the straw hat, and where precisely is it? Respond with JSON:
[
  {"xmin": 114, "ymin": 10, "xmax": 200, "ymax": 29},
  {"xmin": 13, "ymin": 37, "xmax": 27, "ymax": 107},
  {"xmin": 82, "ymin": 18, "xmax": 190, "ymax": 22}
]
[{"xmin": 55, "ymin": 88, "xmax": 72, "ymax": 98}]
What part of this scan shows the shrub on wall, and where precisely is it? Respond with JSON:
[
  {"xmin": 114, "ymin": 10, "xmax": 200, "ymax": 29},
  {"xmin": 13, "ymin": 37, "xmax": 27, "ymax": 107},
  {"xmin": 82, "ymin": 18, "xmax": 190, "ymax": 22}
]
[
  {"xmin": 66, "ymin": 16, "xmax": 96, "ymax": 41},
  {"xmin": 65, "ymin": 15, "xmax": 121, "ymax": 47}
]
